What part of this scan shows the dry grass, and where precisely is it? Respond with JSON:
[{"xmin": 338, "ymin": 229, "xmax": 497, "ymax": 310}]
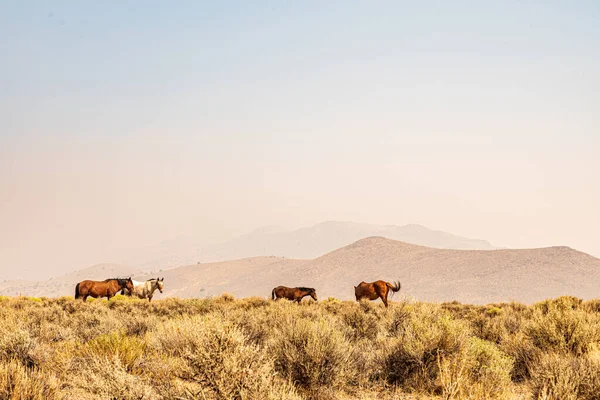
[{"xmin": 0, "ymin": 295, "xmax": 598, "ymax": 399}]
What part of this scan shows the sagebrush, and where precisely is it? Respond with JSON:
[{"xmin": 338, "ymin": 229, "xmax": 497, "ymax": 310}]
[{"xmin": 0, "ymin": 295, "xmax": 598, "ymax": 399}]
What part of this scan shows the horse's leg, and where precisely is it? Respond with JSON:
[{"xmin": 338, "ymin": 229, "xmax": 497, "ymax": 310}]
[
  {"xmin": 381, "ymin": 295, "xmax": 389, "ymax": 307},
  {"xmin": 148, "ymin": 295, "xmax": 152, "ymax": 302},
  {"xmin": 378, "ymin": 286, "xmax": 389, "ymax": 307}
]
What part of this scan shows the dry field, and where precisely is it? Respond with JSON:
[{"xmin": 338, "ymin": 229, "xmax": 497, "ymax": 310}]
[{"xmin": 1, "ymin": 295, "xmax": 600, "ymax": 400}]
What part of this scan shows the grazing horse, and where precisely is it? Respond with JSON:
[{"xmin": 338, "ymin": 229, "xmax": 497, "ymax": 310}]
[
  {"xmin": 121, "ymin": 277, "xmax": 164, "ymax": 302},
  {"xmin": 271, "ymin": 286, "xmax": 317, "ymax": 303},
  {"xmin": 75, "ymin": 278, "xmax": 134, "ymax": 302},
  {"xmin": 354, "ymin": 280, "xmax": 401, "ymax": 307}
]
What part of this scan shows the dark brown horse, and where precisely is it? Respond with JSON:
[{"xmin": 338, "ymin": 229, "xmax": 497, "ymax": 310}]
[
  {"xmin": 75, "ymin": 278, "xmax": 134, "ymax": 302},
  {"xmin": 354, "ymin": 280, "xmax": 401, "ymax": 307},
  {"xmin": 271, "ymin": 286, "xmax": 317, "ymax": 303}
]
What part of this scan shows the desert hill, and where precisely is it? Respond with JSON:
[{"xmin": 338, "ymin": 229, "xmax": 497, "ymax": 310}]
[
  {"xmin": 141, "ymin": 237, "xmax": 599, "ymax": 304},
  {"xmin": 3, "ymin": 238, "xmax": 598, "ymax": 304},
  {"xmin": 297, "ymin": 237, "xmax": 600, "ymax": 303}
]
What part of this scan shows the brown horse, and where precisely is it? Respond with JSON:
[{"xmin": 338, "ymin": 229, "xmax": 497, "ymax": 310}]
[
  {"xmin": 271, "ymin": 286, "xmax": 317, "ymax": 303},
  {"xmin": 75, "ymin": 278, "xmax": 134, "ymax": 302},
  {"xmin": 354, "ymin": 280, "xmax": 401, "ymax": 307}
]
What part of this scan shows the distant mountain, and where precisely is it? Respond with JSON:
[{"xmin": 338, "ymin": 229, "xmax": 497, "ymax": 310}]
[
  {"xmin": 7, "ymin": 238, "xmax": 599, "ymax": 304},
  {"xmin": 93, "ymin": 221, "xmax": 496, "ymax": 274},
  {"xmin": 197, "ymin": 221, "xmax": 497, "ymax": 262}
]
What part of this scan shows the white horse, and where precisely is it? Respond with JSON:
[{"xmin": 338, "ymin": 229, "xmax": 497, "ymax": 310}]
[{"xmin": 122, "ymin": 277, "xmax": 164, "ymax": 302}]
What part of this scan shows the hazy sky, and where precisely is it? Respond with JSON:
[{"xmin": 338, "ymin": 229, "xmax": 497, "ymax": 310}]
[{"xmin": 1, "ymin": 1, "xmax": 599, "ymax": 280}]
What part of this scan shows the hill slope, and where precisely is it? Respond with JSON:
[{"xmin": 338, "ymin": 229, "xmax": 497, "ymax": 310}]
[
  {"xmin": 4, "ymin": 238, "xmax": 598, "ymax": 304},
  {"xmin": 154, "ymin": 237, "xmax": 600, "ymax": 303},
  {"xmin": 298, "ymin": 237, "xmax": 600, "ymax": 303}
]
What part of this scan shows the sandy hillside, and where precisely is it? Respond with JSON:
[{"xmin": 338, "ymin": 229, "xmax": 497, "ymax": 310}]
[
  {"xmin": 135, "ymin": 237, "xmax": 600, "ymax": 304},
  {"xmin": 3, "ymin": 237, "xmax": 599, "ymax": 304},
  {"xmin": 295, "ymin": 237, "xmax": 600, "ymax": 303},
  {"xmin": 140, "ymin": 256, "xmax": 307, "ymax": 298}
]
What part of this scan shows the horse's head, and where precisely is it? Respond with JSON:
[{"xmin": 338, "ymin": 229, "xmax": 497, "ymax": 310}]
[
  {"xmin": 124, "ymin": 277, "xmax": 135, "ymax": 293},
  {"xmin": 309, "ymin": 288, "xmax": 317, "ymax": 302},
  {"xmin": 156, "ymin": 277, "xmax": 164, "ymax": 293}
]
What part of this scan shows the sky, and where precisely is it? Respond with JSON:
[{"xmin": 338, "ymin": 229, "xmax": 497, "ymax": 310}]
[{"xmin": 1, "ymin": 1, "xmax": 599, "ymax": 280}]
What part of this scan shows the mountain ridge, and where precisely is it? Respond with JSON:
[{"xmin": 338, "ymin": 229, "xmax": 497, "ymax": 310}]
[{"xmin": 3, "ymin": 237, "xmax": 598, "ymax": 304}]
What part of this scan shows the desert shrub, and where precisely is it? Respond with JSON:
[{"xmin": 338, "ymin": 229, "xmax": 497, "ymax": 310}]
[
  {"xmin": 68, "ymin": 308, "xmax": 123, "ymax": 341},
  {"xmin": 472, "ymin": 306, "xmax": 524, "ymax": 345},
  {"xmin": 0, "ymin": 326, "xmax": 40, "ymax": 368},
  {"xmin": 381, "ymin": 302, "xmax": 470, "ymax": 392},
  {"xmin": 531, "ymin": 353, "xmax": 600, "ymax": 400},
  {"xmin": 439, "ymin": 337, "xmax": 513, "ymax": 400},
  {"xmin": 238, "ymin": 296, "xmax": 271, "ymax": 310},
  {"xmin": 465, "ymin": 338, "xmax": 513, "ymax": 398},
  {"xmin": 0, "ymin": 359, "xmax": 59, "ymax": 400},
  {"xmin": 320, "ymin": 297, "xmax": 344, "ymax": 314},
  {"xmin": 271, "ymin": 315, "xmax": 358, "ymax": 395},
  {"xmin": 150, "ymin": 315, "xmax": 300, "ymax": 400},
  {"xmin": 583, "ymin": 299, "xmax": 600, "ymax": 313},
  {"xmin": 217, "ymin": 292, "xmax": 235, "ymax": 303},
  {"xmin": 341, "ymin": 304, "xmax": 380, "ymax": 341},
  {"xmin": 227, "ymin": 303, "xmax": 293, "ymax": 346},
  {"xmin": 525, "ymin": 307, "xmax": 600, "ymax": 356},
  {"xmin": 20, "ymin": 297, "xmax": 43, "ymax": 303},
  {"xmin": 77, "ymin": 330, "xmax": 147, "ymax": 373},
  {"xmin": 64, "ymin": 357, "xmax": 159, "ymax": 400},
  {"xmin": 535, "ymin": 296, "xmax": 583, "ymax": 313},
  {"xmin": 1, "ymin": 294, "xmax": 600, "ymax": 399},
  {"xmin": 150, "ymin": 297, "xmax": 214, "ymax": 317},
  {"xmin": 500, "ymin": 332, "xmax": 542, "ymax": 382}
]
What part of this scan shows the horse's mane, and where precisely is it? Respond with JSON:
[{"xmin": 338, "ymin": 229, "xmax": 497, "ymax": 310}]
[
  {"xmin": 104, "ymin": 278, "xmax": 130, "ymax": 285},
  {"xmin": 297, "ymin": 287, "xmax": 315, "ymax": 292}
]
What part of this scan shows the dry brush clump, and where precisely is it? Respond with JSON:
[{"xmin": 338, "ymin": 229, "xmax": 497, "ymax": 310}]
[{"xmin": 0, "ymin": 295, "xmax": 599, "ymax": 399}]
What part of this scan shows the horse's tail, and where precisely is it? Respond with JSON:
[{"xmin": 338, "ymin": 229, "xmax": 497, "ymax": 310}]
[
  {"xmin": 271, "ymin": 288, "xmax": 276, "ymax": 300},
  {"xmin": 74, "ymin": 283, "xmax": 81, "ymax": 299},
  {"xmin": 387, "ymin": 280, "xmax": 402, "ymax": 297}
]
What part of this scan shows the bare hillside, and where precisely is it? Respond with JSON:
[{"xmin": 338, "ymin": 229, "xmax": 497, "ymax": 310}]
[
  {"xmin": 296, "ymin": 237, "xmax": 600, "ymax": 303},
  {"xmin": 154, "ymin": 237, "xmax": 600, "ymax": 303},
  {"xmin": 141, "ymin": 256, "xmax": 307, "ymax": 298},
  {"xmin": 4, "ymin": 238, "xmax": 598, "ymax": 304}
]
